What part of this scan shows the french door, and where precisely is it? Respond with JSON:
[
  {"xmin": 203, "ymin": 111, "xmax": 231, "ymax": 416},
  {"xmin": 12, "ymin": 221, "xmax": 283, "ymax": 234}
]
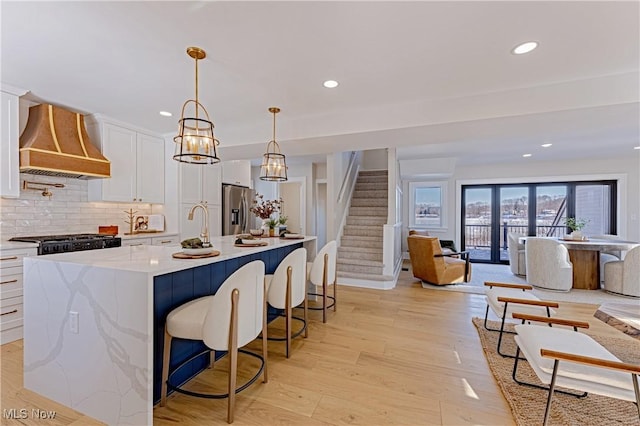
[{"xmin": 461, "ymin": 180, "xmax": 616, "ymax": 263}]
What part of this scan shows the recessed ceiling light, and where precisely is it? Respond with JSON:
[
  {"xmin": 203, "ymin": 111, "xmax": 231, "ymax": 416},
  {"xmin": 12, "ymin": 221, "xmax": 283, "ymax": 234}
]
[
  {"xmin": 522, "ymin": 153, "xmax": 532, "ymax": 158},
  {"xmin": 512, "ymin": 41, "xmax": 538, "ymax": 55},
  {"xmin": 159, "ymin": 111, "xmax": 172, "ymax": 117},
  {"xmin": 323, "ymin": 80, "xmax": 339, "ymax": 89},
  {"xmin": 634, "ymin": 146, "xmax": 640, "ymax": 150},
  {"xmin": 541, "ymin": 143, "xmax": 552, "ymax": 148}
]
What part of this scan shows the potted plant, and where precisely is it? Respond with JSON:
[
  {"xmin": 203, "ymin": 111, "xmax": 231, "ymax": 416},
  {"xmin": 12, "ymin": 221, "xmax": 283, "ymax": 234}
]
[
  {"xmin": 266, "ymin": 218, "xmax": 279, "ymax": 237},
  {"xmin": 277, "ymin": 215, "xmax": 288, "ymax": 235},
  {"xmin": 564, "ymin": 217, "xmax": 589, "ymax": 239}
]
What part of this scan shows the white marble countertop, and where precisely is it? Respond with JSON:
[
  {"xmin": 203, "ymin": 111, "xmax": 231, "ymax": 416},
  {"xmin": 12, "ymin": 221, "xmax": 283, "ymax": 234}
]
[
  {"xmin": 0, "ymin": 240, "xmax": 39, "ymax": 250},
  {"xmin": 28, "ymin": 234, "xmax": 316, "ymax": 276}
]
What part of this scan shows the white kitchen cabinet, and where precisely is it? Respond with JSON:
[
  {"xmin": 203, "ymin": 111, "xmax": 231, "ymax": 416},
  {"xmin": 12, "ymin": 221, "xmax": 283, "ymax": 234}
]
[
  {"xmin": 180, "ymin": 162, "xmax": 221, "ymax": 205},
  {"xmin": 151, "ymin": 235, "xmax": 179, "ymax": 246},
  {"xmin": 0, "ymin": 85, "xmax": 28, "ymax": 198},
  {"xmin": 87, "ymin": 118, "xmax": 165, "ymax": 204},
  {"xmin": 121, "ymin": 237, "xmax": 152, "ymax": 247},
  {"xmin": 120, "ymin": 233, "xmax": 178, "ymax": 247},
  {"xmin": 180, "ymin": 203, "xmax": 221, "ymax": 241},
  {"xmin": 221, "ymin": 160, "xmax": 251, "ymax": 187},
  {"xmin": 0, "ymin": 246, "xmax": 37, "ymax": 344}
]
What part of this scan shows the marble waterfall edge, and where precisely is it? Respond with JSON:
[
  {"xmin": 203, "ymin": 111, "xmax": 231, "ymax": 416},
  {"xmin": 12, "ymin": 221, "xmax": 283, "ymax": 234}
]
[{"xmin": 23, "ymin": 258, "xmax": 152, "ymax": 425}]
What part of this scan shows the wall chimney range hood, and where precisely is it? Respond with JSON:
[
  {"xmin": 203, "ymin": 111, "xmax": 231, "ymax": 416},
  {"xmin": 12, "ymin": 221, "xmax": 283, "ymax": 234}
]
[{"xmin": 19, "ymin": 104, "xmax": 111, "ymax": 179}]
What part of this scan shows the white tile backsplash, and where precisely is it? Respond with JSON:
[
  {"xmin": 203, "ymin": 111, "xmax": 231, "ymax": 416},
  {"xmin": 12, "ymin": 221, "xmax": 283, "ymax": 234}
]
[{"xmin": 0, "ymin": 174, "xmax": 153, "ymax": 239}]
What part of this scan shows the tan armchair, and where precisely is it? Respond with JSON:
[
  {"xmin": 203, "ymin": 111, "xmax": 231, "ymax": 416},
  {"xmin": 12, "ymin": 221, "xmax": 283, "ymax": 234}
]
[{"xmin": 407, "ymin": 235, "xmax": 471, "ymax": 285}]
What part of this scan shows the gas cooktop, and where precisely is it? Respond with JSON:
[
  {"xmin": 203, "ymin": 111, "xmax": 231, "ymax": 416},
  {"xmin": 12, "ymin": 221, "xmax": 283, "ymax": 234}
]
[{"xmin": 10, "ymin": 233, "xmax": 121, "ymax": 255}]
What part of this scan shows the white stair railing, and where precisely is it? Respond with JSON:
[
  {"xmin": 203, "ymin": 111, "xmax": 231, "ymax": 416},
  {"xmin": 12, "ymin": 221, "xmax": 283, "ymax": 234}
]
[{"xmin": 337, "ymin": 151, "xmax": 358, "ymax": 203}]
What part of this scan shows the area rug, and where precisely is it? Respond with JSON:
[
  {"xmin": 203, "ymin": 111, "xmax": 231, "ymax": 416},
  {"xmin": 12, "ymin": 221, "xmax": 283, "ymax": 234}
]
[{"xmin": 472, "ymin": 317, "xmax": 640, "ymax": 426}]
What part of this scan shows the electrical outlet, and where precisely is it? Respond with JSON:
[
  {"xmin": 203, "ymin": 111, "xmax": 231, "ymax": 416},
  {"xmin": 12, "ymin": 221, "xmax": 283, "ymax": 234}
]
[{"xmin": 69, "ymin": 311, "xmax": 79, "ymax": 334}]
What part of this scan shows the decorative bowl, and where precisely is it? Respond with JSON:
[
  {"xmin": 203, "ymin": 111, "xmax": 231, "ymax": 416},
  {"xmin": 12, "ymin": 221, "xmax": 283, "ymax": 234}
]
[
  {"xmin": 250, "ymin": 229, "xmax": 264, "ymax": 236},
  {"xmin": 183, "ymin": 247, "xmax": 215, "ymax": 255}
]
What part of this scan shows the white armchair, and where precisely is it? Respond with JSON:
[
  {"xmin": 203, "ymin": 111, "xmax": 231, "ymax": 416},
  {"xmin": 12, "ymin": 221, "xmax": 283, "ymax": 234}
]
[
  {"xmin": 507, "ymin": 233, "xmax": 526, "ymax": 276},
  {"xmin": 525, "ymin": 238, "xmax": 573, "ymax": 291},
  {"xmin": 592, "ymin": 234, "xmax": 623, "ymax": 283},
  {"xmin": 603, "ymin": 245, "xmax": 640, "ymax": 298}
]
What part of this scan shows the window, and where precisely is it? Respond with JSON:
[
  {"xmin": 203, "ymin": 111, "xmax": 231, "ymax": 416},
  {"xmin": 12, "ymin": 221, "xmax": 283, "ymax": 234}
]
[
  {"xmin": 461, "ymin": 180, "xmax": 616, "ymax": 263},
  {"xmin": 409, "ymin": 181, "xmax": 447, "ymax": 230}
]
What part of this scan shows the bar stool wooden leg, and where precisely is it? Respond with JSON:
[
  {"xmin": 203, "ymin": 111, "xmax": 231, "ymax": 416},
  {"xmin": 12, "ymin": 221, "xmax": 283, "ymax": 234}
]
[
  {"xmin": 285, "ymin": 266, "xmax": 292, "ymax": 359},
  {"xmin": 322, "ymin": 254, "xmax": 328, "ymax": 323},
  {"xmin": 303, "ymin": 293, "xmax": 309, "ymax": 338},
  {"xmin": 227, "ymin": 289, "xmax": 239, "ymax": 424},
  {"xmin": 262, "ymin": 279, "xmax": 269, "ymax": 383}
]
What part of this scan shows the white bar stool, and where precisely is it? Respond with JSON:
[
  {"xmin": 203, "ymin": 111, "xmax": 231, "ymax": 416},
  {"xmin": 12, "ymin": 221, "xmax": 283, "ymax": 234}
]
[
  {"xmin": 264, "ymin": 248, "xmax": 308, "ymax": 358},
  {"xmin": 307, "ymin": 240, "xmax": 337, "ymax": 323},
  {"xmin": 160, "ymin": 260, "xmax": 268, "ymax": 424}
]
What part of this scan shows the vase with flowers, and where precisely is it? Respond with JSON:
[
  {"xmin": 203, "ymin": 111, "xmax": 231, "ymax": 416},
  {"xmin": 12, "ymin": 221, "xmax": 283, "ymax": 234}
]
[{"xmin": 250, "ymin": 193, "xmax": 282, "ymax": 235}]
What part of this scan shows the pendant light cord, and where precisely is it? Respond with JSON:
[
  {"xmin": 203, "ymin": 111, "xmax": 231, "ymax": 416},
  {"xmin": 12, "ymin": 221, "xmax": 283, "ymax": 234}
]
[{"xmin": 194, "ymin": 56, "xmax": 199, "ymax": 120}]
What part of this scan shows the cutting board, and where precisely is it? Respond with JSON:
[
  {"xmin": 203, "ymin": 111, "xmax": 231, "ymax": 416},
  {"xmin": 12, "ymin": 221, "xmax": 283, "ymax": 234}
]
[{"xmin": 172, "ymin": 250, "xmax": 221, "ymax": 259}]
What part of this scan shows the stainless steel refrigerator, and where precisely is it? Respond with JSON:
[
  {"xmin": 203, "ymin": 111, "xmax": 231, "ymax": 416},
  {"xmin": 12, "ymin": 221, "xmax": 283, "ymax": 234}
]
[{"xmin": 222, "ymin": 184, "xmax": 255, "ymax": 235}]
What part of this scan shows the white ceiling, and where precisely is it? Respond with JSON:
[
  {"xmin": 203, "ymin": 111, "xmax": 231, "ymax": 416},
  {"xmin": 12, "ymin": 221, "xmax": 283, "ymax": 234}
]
[{"xmin": 2, "ymin": 1, "xmax": 639, "ymax": 165}]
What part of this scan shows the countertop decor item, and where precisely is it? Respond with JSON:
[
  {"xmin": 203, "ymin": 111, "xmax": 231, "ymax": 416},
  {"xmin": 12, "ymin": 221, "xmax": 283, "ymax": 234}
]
[
  {"xmin": 173, "ymin": 47, "xmax": 220, "ymax": 165},
  {"xmin": 98, "ymin": 225, "xmax": 119, "ymax": 236},
  {"xmin": 124, "ymin": 208, "xmax": 138, "ymax": 235},
  {"xmin": 172, "ymin": 250, "xmax": 220, "ymax": 259},
  {"xmin": 259, "ymin": 107, "xmax": 288, "ymax": 181}
]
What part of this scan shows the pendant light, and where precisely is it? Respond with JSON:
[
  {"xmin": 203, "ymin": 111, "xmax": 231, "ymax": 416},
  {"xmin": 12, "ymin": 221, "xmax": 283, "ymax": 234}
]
[
  {"xmin": 173, "ymin": 47, "xmax": 220, "ymax": 164},
  {"xmin": 259, "ymin": 107, "xmax": 288, "ymax": 181}
]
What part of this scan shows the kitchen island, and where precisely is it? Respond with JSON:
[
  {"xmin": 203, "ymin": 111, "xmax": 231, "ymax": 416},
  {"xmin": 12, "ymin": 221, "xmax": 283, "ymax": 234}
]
[{"xmin": 22, "ymin": 235, "xmax": 316, "ymax": 425}]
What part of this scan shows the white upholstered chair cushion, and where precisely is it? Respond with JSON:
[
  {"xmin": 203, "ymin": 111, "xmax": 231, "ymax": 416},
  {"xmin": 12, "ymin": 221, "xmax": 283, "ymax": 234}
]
[
  {"xmin": 308, "ymin": 241, "xmax": 337, "ymax": 287},
  {"xmin": 486, "ymin": 287, "xmax": 556, "ymax": 321},
  {"xmin": 604, "ymin": 245, "xmax": 640, "ymax": 298},
  {"xmin": 525, "ymin": 238, "xmax": 573, "ymax": 292},
  {"xmin": 166, "ymin": 260, "xmax": 265, "ymax": 350},
  {"xmin": 265, "ymin": 248, "xmax": 307, "ymax": 309},
  {"xmin": 514, "ymin": 324, "xmax": 639, "ymax": 402}
]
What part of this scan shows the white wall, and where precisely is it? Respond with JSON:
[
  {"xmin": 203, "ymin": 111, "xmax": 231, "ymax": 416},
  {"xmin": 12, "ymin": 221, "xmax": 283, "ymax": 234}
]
[
  {"xmin": 282, "ymin": 163, "xmax": 313, "ymax": 236},
  {"xmin": 362, "ymin": 148, "xmax": 388, "ymax": 170},
  {"xmin": 401, "ymin": 154, "xmax": 640, "ymax": 252}
]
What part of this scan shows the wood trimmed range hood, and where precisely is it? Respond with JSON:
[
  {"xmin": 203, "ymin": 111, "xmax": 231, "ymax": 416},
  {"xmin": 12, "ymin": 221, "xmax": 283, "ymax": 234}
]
[{"xmin": 19, "ymin": 104, "xmax": 110, "ymax": 179}]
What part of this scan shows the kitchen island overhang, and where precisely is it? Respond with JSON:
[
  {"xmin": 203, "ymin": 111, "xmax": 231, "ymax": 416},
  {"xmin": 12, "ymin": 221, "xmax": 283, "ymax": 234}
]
[{"xmin": 22, "ymin": 235, "xmax": 316, "ymax": 425}]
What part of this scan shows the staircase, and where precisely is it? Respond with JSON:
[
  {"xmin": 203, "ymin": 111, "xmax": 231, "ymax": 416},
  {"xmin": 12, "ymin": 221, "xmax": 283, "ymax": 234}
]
[{"xmin": 337, "ymin": 170, "xmax": 392, "ymax": 282}]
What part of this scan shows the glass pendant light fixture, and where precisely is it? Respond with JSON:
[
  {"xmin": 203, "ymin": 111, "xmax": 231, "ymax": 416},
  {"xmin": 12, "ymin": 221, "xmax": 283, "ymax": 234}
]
[
  {"xmin": 173, "ymin": 47, "xmax": 220, "ymax": 164},
  {"xmin": 259, "ymin": 107, "xmax": 288, "ymax": 181}
]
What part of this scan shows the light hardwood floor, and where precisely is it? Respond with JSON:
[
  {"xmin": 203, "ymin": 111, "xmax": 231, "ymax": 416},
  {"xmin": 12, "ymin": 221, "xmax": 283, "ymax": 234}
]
[{"xmin": 2, "ymin": 268, "xmax": 631, "ymax": 425}]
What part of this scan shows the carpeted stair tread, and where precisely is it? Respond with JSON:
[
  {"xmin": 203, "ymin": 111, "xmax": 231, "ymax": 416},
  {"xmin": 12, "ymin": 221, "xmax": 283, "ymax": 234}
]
[
  {"xmin": 337, "ymin": 258, "xmax": 384, "ymax": 267},
  {"xmin": 340, "ymin": 236, "xmax": 383, "ymax": 246},
  {"xmin": 343, "ymin": 226, "xmax": 383, "ymax": 237},
  {"xmin": 351, "ymin": 198, "xmax": 387, "ymax": 207},
  {"xmin": 347, "ymin": 216, "xmax": 386, "ymax": 226},
  {"xmin": 338, "ymin": 246, "xmax": 383, "ymax": 255},
  {"xmin": 337, "ymin": 251, "xmax": 383, "ymax": 262},
  {"xmin": 349, "ymin": 207, "xmax": 387, "ymax": 216},
  {"xmin": 355, "ymin": 182, "xmax": 388, "ymax": 191},
  {"xmin": 353, "ymin": 190, "xmax": 388, "ymax": 198}
]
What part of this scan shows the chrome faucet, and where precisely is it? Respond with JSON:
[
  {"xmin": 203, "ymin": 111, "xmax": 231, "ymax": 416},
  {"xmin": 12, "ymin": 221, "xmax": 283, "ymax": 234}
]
[{"xmin": 188, "ymin": 203, "xmax": 211, "ymax": 247}]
